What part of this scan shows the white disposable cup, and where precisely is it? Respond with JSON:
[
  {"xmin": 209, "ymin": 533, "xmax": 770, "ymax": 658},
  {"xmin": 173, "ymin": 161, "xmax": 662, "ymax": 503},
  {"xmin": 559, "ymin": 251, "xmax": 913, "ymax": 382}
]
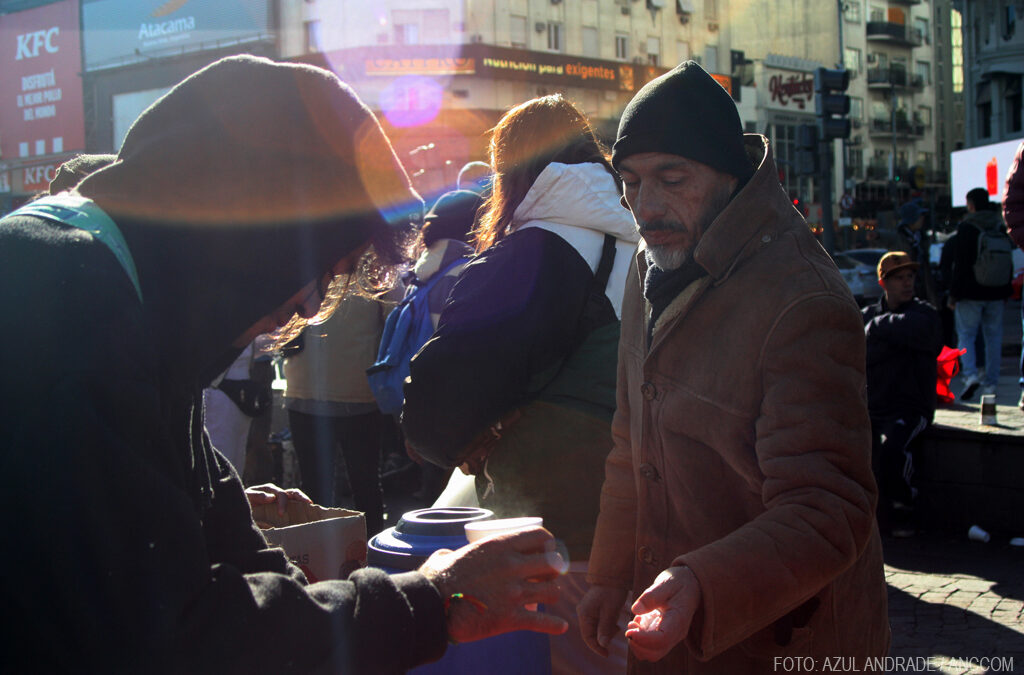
[
  {"xmin": 967, "ymin": 525, "xmax": 991, "ymax": 543},
  {"xmin": 464, "ymin": 516, "xmax": 544, "ymax": 543}
]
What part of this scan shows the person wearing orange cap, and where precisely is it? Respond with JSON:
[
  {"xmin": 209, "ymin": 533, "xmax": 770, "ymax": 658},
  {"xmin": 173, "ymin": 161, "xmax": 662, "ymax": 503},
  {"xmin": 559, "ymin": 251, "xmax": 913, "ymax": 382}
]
[{"xmin": 862, "ymin": 252, "xmax": 943, "ymax": 537}]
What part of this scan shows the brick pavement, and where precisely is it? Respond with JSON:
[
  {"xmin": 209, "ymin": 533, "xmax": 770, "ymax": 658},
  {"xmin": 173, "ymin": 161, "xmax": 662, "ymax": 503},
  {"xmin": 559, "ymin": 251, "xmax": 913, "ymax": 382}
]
[{"xmin": 883, "ymin": 532, "xmax": 1024, "ymax": 674}]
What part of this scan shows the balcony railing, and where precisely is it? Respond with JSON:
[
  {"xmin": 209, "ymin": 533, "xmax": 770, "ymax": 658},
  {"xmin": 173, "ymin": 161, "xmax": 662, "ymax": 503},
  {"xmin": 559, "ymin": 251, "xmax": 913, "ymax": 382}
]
[
  {"xmin": 868, "ymin": 117, "xmax": 926, "ymax": 137},
  {"xmin": 866, "ymin": 21, "xmax": 923, "ymax": 47},
  {"xmin": 867, "ymin": 66, "xmax": 907, "ymax": 87},
  {"xmin": 888, "ymin": 0, "xmax": 921, "ymax": 5}
]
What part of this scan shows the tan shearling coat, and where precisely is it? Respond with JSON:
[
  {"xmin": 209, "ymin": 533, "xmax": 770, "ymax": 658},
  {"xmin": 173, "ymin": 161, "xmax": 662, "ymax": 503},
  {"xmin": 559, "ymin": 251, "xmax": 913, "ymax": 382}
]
[{"xmin": 587, "ymin": 135, "xmax": 890, "ymax": 673}]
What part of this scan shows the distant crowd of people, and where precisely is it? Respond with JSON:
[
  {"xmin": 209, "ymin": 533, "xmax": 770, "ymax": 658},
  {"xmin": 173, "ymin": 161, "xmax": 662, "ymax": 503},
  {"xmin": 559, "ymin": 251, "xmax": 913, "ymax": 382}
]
[{"xmin": 6, "ymin": 49, "xmax": 1022, "ymax": 674}]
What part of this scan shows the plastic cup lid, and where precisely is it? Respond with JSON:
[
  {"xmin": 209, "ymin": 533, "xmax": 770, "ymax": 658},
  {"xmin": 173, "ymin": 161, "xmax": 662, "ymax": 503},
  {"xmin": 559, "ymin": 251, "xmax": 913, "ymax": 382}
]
[{"xmin": 464, "ymin": 516, "xmax": 543, "ymax": 542}]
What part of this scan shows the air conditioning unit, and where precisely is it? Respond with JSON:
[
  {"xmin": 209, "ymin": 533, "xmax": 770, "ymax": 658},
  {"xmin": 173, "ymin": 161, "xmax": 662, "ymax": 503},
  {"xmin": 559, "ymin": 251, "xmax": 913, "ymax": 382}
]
[
  {"xmin": 866, "ymin": 53, "xmax": 877, "ymax": 64},
  {"xmin": 708, "ymin": 21, "xmax": 719, "ymax": 31},
  {"xmin": 551, "ymin": 0, "xmax": 563, "ymax": 4},
  {"xmin": 470, "ymin": 34, "xmax": 483, "ymax": 43},
  {"xmin": 679, "ymin": 13, "xmax": 689, "ymax": 24},
  {"xmin": 621, "ymin": 5, "xmax": 631, "ymax": 14},
  {"xmin": 535, "ymin": 22, "xmax": 546, "ymax": 33}
]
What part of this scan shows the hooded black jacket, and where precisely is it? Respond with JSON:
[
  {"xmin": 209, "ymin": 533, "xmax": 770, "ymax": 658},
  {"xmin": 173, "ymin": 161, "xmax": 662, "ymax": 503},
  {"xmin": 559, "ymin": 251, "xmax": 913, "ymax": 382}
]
[{"xmin": 0, "ymin": 56, "xmax": 440, "ymax": 674}]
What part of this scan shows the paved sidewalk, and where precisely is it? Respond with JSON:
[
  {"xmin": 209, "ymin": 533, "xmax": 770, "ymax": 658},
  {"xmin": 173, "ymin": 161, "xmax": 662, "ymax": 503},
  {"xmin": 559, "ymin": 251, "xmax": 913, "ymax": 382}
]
[{"xmin": 883, "ymin": 532, "xmax": 1024, "ymax": 674}]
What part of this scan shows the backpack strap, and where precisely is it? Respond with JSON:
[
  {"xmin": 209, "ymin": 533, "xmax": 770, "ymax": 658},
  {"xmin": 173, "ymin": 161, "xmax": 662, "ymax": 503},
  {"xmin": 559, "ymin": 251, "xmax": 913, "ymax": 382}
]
[
  {"xmin": 592, "ymin": 233, "xmax": 616, "ymax": 292},
  {"xmin": 12, "ymin": 193, "xmax": 143, "ymax": 304}
]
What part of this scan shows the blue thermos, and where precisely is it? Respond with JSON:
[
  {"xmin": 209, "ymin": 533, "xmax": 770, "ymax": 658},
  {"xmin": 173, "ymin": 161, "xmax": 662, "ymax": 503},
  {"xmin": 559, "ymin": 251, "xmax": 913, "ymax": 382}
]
[{"xmin": 367, "ymin": 507, "xmax": 552, "ymax": 675}]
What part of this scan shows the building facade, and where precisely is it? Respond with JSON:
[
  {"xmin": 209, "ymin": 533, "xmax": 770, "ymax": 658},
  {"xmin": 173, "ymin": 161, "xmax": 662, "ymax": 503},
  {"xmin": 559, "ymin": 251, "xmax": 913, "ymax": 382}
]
[
  {"xmin": 730, "ymin": 0, "xmax": 949, "ymax": 236},
  {"xmin": 278, "ymin": 0, "xmax": 733, "ymax": 198},
  {"xmin": 953, "ymin": 0, "xmax": 1023, "ymax": 147}
]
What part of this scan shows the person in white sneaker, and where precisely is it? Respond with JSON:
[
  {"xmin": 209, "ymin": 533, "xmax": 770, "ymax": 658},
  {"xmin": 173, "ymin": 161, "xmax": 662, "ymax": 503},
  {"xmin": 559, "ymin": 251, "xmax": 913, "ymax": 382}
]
[
  {"xmin": 862, "ymin": 252, "xmax": 943, "ymax": 537},
  {"xmin": 946, "ymin": 188, "xmax": 1014, "ymax": 400}
]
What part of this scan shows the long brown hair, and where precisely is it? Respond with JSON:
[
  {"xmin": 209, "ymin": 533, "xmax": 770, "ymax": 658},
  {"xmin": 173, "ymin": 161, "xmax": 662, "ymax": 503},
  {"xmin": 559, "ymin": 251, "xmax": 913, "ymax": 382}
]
[{"xmin": 474, "ymin": 94, "xmax": 616, "ymax": 252}]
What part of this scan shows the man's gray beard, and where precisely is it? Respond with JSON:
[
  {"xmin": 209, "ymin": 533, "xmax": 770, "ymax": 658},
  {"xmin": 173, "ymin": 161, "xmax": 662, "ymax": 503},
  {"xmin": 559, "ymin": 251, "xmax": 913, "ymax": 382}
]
[{"xmin": 645, "ymin": 244, "xmax": 690, "ymax": 271}]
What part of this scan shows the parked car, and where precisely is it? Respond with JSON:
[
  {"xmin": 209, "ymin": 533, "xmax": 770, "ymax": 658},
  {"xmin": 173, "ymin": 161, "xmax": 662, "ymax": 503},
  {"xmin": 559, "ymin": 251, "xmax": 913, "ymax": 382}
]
[
  {"xmin": 832, "ymin": 252, "xmax": 883, "ymax": 305},
  {"xmin": 839, "ymin": 248, "xmax": 888, "ymax": 272}
]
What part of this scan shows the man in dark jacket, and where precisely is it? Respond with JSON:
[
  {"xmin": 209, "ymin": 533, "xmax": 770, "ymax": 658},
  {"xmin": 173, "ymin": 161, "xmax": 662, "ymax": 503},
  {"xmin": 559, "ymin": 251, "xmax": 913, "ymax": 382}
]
[
  {"xmin": 863, "ymin": 252, "xmax": 943, "ymax": 536},
  {"xmin": 0, "ymin": 55, "xmax": 565, "ymax": 673},
  {"xmin": 947, "ymin": 187, "xmax": 1013, "ymax": 400}
]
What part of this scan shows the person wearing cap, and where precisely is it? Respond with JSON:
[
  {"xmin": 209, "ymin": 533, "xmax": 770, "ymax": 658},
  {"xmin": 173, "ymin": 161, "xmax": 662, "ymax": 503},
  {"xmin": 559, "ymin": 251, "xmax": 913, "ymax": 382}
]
[
  {"xmin": 577, "ymin": 61, "xmax": 889, "ymax": 672},
  {"xmin": 862, "ymin": 252, "xmax": 943, "ymax": 537},
  {"xmin": 895, "ymin": 199, "xmax": 937, "ymax": 305},
  {"xmin": 946, "ymin": 187, "xmax": 1013, "ymax": 400},
  {"xmin": 0, "ymin": 55, "xmax": 568, "ymax": 672}
]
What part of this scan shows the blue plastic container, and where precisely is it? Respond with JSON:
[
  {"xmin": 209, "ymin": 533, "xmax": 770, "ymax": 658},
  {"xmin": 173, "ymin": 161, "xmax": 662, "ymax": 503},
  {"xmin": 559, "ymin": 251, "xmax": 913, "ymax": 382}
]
[{"xmin": 367, "ymin": 507, "xmax": 552, "ymax": 675}]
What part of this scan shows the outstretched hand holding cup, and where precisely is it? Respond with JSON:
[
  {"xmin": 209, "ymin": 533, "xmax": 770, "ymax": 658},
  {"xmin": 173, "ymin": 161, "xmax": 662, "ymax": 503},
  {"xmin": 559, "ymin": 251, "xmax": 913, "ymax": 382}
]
[{"xmin": 418, "ymin": 526, "xmax": 569, "ymax": 645}]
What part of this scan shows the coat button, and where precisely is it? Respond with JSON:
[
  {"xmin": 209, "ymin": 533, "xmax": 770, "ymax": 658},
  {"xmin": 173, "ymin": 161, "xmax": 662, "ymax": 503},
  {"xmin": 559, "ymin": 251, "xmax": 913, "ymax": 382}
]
[
  {"xmin": 638, "ymin": 463, "xmax": 660, "ymax": 481},
  {"xmin": 640, "ymin": 382, "xmax": 657, "ymax": 400},
  {"xmin": 637, "ymin": 546, "xmax": 656, "ymax": 564}
]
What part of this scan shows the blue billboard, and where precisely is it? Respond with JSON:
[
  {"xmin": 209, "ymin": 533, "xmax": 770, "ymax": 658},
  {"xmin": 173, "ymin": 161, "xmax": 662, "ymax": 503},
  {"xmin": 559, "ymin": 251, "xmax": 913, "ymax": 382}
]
[{"xmin": 82, "ymin": 0, "xmax": 271, "ymax": 71}]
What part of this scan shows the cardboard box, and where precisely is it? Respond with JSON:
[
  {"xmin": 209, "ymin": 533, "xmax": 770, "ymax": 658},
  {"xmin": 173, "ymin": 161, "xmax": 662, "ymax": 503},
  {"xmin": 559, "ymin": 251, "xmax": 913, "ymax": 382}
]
[{"xmin": 252, "ymin": 501, "xmax": 366, "ymax": 583}]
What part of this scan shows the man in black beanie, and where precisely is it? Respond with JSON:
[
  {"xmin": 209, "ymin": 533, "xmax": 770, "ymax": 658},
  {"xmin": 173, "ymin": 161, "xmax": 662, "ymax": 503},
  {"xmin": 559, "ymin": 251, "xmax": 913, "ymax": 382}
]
[{"xmin": 579, "ymin": 61, "xmax": 890, "ymax": 673}]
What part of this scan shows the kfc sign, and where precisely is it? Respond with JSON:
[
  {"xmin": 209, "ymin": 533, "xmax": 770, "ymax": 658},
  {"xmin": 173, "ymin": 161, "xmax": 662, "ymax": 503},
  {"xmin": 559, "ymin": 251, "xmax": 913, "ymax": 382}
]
[
  {"xmin": 16, "ymin": 27, "xmax": 60, "ymax": 60},
  {"xmin": 767, "ymin": 71, "xmax": 814, "ymax": 111},
  {"xmin": 0, "ymin": 1, "xmax": 85, "ymax": 162},
  {"xmin": 22, "ymin": 162, "xmax": 59, "ymax": 193}
]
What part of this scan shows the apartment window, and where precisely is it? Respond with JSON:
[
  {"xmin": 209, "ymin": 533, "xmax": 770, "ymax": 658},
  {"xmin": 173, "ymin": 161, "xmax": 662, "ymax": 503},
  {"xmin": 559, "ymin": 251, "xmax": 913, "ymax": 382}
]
[
  {"xmin": 850, "ymin": 96, "xmax": 864, "ymax": 121},
  {"xmin": 705, "ymin": 0, "xmax": 718, "ymax": 20},
  {"xmin": 917, "ymin": 105, "xmax": 932, "ymax": 127},
  {"xmin": 647, "ymin": 37, "xmax": 661, "ymax": 66},
  {"xmin": 394, "ymin": 23, "xmax": 418, "ymax": 44},
  {"xmin": 872, "ymin": 52, "xmax": 888, "ymax": 69},
  {"xmin": 848, "ymin": 148, "xmax": 864, "ymax": 179},
  {"xmin": 547, "ymin": 22, "xmax": 563, "ymax": 52},
  {"xmin": 844, "ymin": 47, "xmax": 862, "ymax": 72},
  {"xmin": 978, "ymin": 82, "xmax": 992, "ymax": 137},
  {"xmin": 510, "ymin": 15, "xmax": 527, "ymax": 48},
  {"xmin": 704, "ymin": 44, "xmax": 719, "ymax": 72},
  {"xmin": 916, "ymin": 60, "xmax": 931, "ymax": 85},
  {"xmin": 1007, "ymin": 76, "xmax": 1022, "ymax": 133},
  {"xmin": 304, "ymin": 20, "xmax": 321, "ymax": 53},
  {"xmin": 869, "ymin": 5, "xmax": 885, "ymax": 23},
  {"xmin": 914, "ymin": 17, "xmax": 929, "ymax": 44},
  {"xmin": 677, "ymin": 40, "xmax": 690, "ymax": 62},
  {"xmin": 1004, "ymin": 5, "xmax": 1017, "ymax": 40},
  {"xmin": 871, "ymin": 100, "xmax": 889, "ymax": 122},
  {"xmin": 582, "ymin": 26, "xmax": 599, "ymax": 58},
  {"xmin": 843, "ymin": 0, "xmax": 861, "ymax": 23},
  {"xmin": 615, "ymin": 34, "xmax": 629, "ymax": 60}
]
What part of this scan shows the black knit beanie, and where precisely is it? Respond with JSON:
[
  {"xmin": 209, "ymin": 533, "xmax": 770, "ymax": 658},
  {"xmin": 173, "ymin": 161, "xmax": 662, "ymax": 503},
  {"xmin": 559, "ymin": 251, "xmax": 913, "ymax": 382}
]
[{"xmin": 612, "ymin": 61, "xmax": 753, "ymax": 182}]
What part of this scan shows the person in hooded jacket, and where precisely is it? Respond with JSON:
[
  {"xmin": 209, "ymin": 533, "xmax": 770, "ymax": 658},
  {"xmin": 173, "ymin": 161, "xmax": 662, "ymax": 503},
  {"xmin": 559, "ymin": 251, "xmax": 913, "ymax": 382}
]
[
  {"xmin": 402, "ymin": 94, "xmax": 639, "ymax": 673},
  {"xmin": 401, "ymin": 188, "xmax": 484, "ymax": 502},
  {"xmin": 0, "ymin": 55, "xmax": 568, "ymax": 673}
]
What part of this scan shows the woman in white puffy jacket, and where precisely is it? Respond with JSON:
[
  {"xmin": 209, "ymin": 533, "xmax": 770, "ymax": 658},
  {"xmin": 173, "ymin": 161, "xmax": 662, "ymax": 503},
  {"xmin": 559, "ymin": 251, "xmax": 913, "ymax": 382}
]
[{"xmin": 403, "ymin": 94, "xmax": 638, "ymax": 673}]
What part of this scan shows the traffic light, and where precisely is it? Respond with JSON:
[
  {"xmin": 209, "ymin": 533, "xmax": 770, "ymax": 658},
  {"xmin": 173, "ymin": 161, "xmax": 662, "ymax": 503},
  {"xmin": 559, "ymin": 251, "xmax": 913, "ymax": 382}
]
[
  {"xmin": 794, "ymin": 123, "xmax": 819, "ymax": 176},
  {"xmin": 814, "ymin": 67, "xmax": 851, "ymax": 140}
]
